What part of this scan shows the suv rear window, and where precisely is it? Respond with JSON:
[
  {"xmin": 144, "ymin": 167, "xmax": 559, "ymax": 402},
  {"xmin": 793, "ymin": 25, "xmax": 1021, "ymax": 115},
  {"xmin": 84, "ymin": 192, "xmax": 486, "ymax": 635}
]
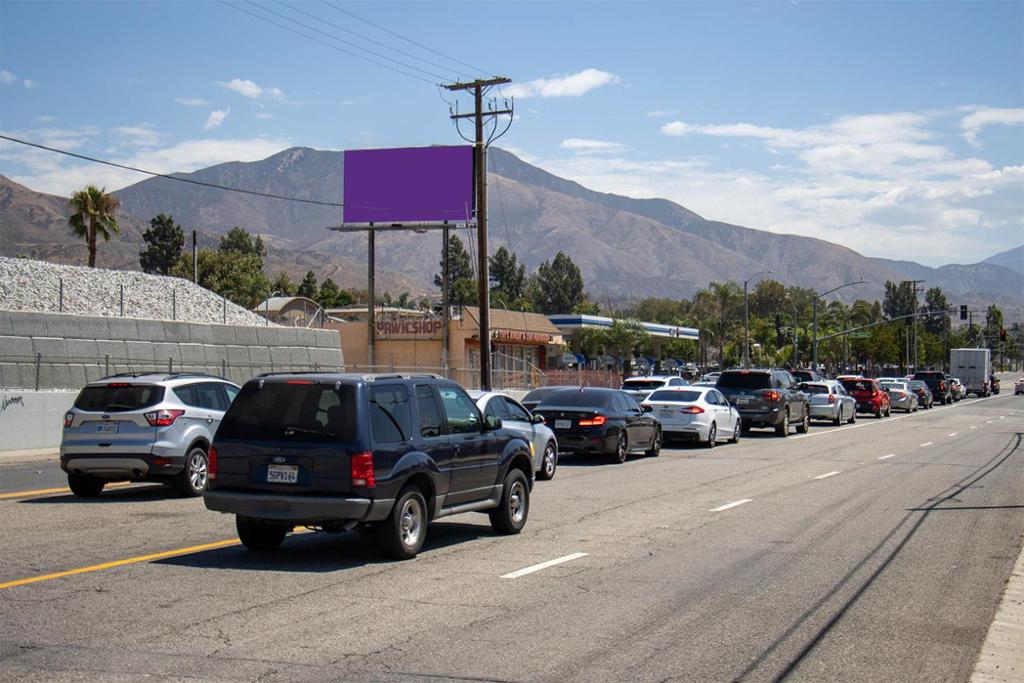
[
  {"xmin": 217, "ymin": 382, "xmax": 358, "ymax": 442},
  {"xmin": 717, "ymin": 372, "xmax": 771, "ymax": 390},
  {"xmin": 802, "ymin": 384, "xmax": 830, "ymax": 395},
  {"xmin": 74, "ymin": 384, "xmax": 165, "ymax": 412},
  {"xmin": 913, "ymin": 372, "xmax": 944, "ymax": 380},
  {"xmin": 647, "ymin": 389, "xmax": 702, "ymax": 402},
  {"xmin": 537, "ymin": 389, "xmax": 612, "ymax": 408},
  {"xmin": 840, "ymin": 379, "xmax": 874, "ymax": 393},
  {"xmin": 622, "ymin": 380, "xmax": 664, "ymax": 392}
]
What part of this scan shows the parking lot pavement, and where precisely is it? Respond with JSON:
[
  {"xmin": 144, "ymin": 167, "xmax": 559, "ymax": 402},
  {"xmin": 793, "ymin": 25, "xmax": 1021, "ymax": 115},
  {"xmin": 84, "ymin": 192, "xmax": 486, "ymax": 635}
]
[{"xmin": 0, "ymin": 393, "xmax": 1021, "ymax": 681}]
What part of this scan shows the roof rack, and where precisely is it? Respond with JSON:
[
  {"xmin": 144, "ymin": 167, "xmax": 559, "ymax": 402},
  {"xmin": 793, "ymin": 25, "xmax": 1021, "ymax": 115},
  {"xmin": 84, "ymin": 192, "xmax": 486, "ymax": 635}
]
[
  {"xmin": 254, "ymin": 371, "xmax": 444, "ymax": 382},
  {"xmin": 97, "ymin": 371, "xmax": 227, "ymax": 382}
]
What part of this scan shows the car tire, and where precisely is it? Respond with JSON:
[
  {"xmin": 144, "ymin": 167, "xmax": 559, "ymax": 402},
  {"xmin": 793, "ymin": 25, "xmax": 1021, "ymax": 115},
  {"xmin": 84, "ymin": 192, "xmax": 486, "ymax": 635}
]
[
  {"xmin": 173, "ymin": 446, "xmax": 209, "ymax": 497},
  {"xmin": 729, "ymin": 419, "xmax": 741, "ymax": 443},
  {"xmin": 489, "ymin": 468, "xmax": 529, "ymax": 535},
  {"xmin": 797, "ymin": 410, "xmax": 810, "ymax": 434},
  {"xmin": 848, "ymin": 409, "xmax": 856, "ymax": 424},
  {"xmin": 612, "ymin": 431, "xmax": 628, "ymax": 463},
  {"xmin": 775, "ymin": 411, "xmax": 790, "ymax": 437},
  {"xmin": 379, "ymin": 487, "xmax": 428, "ymax": 560},
  {"xmin": 646, "ymin": 428, "xmax": 662, "ymax": 457},
  {"xmin": 885, "ymin": 405, "xmax": 892, "ymax": 417},
  {"xmin": 236, "ymin": 516, "xmax": 287, "ymax": 552},
  {"xmin": 67, "ymin": 471, "xmax": 104, "ymax": 498},
  {"xmin": 875, "ymin": 408, "xmax": 882, "ymax": 419},
  {"xmin": 537, "ymin": 442, "xmax": 558, "ymax": 480},
  {"xmin": 705, "ymin": 423, "xmax": 717, "ymax": 448},
  {"xmin": 833, "ymin": 409, "xmax": 843, "ymax": 426}
]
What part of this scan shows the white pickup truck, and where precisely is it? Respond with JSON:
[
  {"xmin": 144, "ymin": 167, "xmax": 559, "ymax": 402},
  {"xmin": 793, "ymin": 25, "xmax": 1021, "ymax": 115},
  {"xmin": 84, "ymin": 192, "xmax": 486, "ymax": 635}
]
[{"xmin": 950, "ymin": 348, "xmax": 992, "ymax": 397}]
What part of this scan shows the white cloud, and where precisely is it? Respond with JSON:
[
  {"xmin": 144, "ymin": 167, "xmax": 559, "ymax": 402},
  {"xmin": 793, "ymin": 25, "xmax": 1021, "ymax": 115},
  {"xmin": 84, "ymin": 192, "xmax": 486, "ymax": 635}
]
[
  {"xmin": 254, "ymin": 112, "xmax": 275, "ymax": 120},
  {"xmin": 175, "ymin": 97, "xmax": 209, "ymax": 107},
  {"xmin": 961, "ymin": 107, "xmax": 1024, "ymax": 146},
  {"xmin": 217, "ymin": 78, "xmax": 284, "ymax": 100},
  {"xmin": 35, "ymin": 115, "xmax": 57, "ymax": 123},
  {"xmin": 560, "ymin": 138, "xmax": 626, "ymax": 152},
  {"xmin": 647, "ymin": 110, "xmax": 677, "ymax": 118},
  {"xmin": 1, "ymin": 69, "xmax": 36, "ymax": 87},
  {"xmin": 112, "ymin": 124, "xmax": 162, "ymax": 148},
  {"xmin": 506, "ymin": 68, "xmax": 619, "ymax": 99},
  {"xmin": 23, "ymin": 79, "xmax": 36, "ymax": 88},
  {"xmin": 204, "ymin": 108, "xmax": 230, "ymax": 131},
  {"xmin": 2, "ymin": 136, "xmax": 291, "ymax": 196}
]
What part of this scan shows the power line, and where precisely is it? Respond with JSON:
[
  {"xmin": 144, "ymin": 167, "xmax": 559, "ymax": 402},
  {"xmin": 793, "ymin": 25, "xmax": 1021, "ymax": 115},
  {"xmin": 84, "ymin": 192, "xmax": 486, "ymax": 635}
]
[
  {"xmin": 242, "ymin": 0, "xmax": 452, "ymax": 82},
  {"xmin": 0, "ymin": 134, "xmax": 346, "ymax": 208},
  {"xmin": 322, "ymin": 1, "xmax": 493, "ymax": 78},
  {"xmin": 220, "ymin": 1, "xmax": 436, "ymax": 85},
  {"xmin": 276, "ymin": 0, "xmax": 469, "ymax": 82}
]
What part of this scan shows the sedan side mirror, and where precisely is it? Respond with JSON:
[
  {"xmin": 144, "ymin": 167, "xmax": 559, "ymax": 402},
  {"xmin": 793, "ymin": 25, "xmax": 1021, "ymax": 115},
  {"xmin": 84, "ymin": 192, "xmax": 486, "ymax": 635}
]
[
  {"xmin": 484, "ymin": 414, "xmax": 502, "ymax": 431},
  {"xmin": 641, "ymin": 404, "xmax": 653, "ymax": 413},
  {"xmin": 530, "ymin": 413, "xmax": 546, "ymax": 425}
]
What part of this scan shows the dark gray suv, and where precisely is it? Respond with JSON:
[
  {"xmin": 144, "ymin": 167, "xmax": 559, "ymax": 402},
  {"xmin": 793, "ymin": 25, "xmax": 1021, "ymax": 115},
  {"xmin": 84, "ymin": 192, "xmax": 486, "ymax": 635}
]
[
  {"xmin": 716, "ymin": 369, "xmax": 811, "ymax": 436},
  {"xmin": 203, "ymin": 373, "xmax": 535, "ymax": 559}
]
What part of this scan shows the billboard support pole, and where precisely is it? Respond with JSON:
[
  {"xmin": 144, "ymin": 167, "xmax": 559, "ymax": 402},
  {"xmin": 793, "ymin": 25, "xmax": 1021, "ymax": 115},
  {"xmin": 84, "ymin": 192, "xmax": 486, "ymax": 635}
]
[
  {"xmin": 442, "ymin": 222, "xmax": 450, "ymax": 374},
  {"xmin": 445, "ymin": 76, "xmax": 513, "ymax": 390},
  {"xmin": 368, "ymin": 223, "xmax": 375, "ymax": 368}
]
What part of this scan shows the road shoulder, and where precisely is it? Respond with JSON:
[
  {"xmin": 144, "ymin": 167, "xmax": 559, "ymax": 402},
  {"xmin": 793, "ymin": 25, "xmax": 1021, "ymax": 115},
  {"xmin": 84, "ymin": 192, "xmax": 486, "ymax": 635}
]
[{"xmin": 971, "ymin": 531, "xmax": 1024, "ymax": 683}]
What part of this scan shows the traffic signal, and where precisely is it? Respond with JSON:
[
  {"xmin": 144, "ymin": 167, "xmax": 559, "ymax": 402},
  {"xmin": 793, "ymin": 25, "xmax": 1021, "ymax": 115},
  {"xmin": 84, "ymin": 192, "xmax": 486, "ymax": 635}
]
[
  {"xmin": 960, "ymin": 305, "xmax": 968, "ymax": 320},
  {"xmin": 1000, "ymin": 328, "xmax": 1007, "ymax": 342}
]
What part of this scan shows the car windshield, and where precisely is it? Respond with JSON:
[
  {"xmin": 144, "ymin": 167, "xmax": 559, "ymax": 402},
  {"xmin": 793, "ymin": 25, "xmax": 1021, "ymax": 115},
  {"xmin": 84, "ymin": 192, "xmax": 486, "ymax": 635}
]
[
  {"xmin": 802, "ymin": 384, "xmax": 830, "ymax": 395},
  {"xmin": 717, "ymin": 372, "xmax": 771, "ymax": 390},
  {"xmin": 647, "ymin": 390, "xmax": 702, "ymax": 402},
  {"xmin": 217, "ymin": 382, "xmax": 358, "ymax": 442},
  {"xmin": 74, "ymin": 384, "xmax": 165, "ymax": 412},
  {"xmin": 522, "ymin": 387, "xmax": 567, "ymax": 403},
  {"xmin": 538, "ymin": 389, "xmax": 611, "ymax": 409},
  {"xmin": 622, "ymin": 380, "xmax": 665, "ymax": 391}
]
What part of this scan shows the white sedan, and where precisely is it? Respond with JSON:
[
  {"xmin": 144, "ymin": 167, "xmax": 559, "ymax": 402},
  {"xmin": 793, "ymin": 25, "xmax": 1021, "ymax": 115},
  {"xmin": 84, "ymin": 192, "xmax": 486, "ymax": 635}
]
[{"xmin": 641, "ymin": 386, "xmax": 740, "ymax": 448}]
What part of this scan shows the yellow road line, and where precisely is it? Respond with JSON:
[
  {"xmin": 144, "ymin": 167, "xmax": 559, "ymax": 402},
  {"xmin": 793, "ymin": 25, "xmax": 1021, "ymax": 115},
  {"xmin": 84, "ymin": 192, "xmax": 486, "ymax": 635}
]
[
  {"xmin": 0, "ymin": 482, "xmax": 134, "ymax": 500},
  {"xmin": 0, "ymin": 539, "xmax": 240, "ymax": 590}
]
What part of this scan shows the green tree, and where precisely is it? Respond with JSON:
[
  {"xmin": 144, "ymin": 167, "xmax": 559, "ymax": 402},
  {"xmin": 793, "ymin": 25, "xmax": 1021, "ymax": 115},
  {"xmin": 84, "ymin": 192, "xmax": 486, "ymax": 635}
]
[
  {"xmin": 68, "ymin": 185, "xmax": 120, "ymax": 268},
  {"xmin": 985, "ymin": 305, "xmax": 1003, "ymax": 351},
  {"xmin": 604, "ymin": 319, "xmax": 650, "ymax": 375},
  {"xmin": 269, "ymin": 272, "xmax": 296, "ymax": 297},
  {"xmin": 297, "ymin": 271, "xmax": 318, "ymax": 299},
  {"xmin": 139, "ymin": 214, "xmax": 185, "ymax": 276},
  {"xmin": 220, "ymin": 227, "xmax": 265, "ymax": 259},
  {"xmin": 316, "ymin": 278, "xmax": 342, "ymax": 307},
  {"xmin": 434, "ymin": 235, "xmax": 476, "ymax": 306},
  {"xmin": 533, "ymin": 251, "xmax": 585, "ymax": 314},
  {"xmin": 922, "ymin": 287, "xmax": 949, "ymax": 335},
  {"xmin": 489, "ymin": 246, "xmax": 527, "ymax": 306},
  {"xmin": 172, "ymin": 249, "xmax": 269, "ymax": 309},
  {"xmin": 883, "ymin": 280, "xmax": 916, "ymax": 320}
]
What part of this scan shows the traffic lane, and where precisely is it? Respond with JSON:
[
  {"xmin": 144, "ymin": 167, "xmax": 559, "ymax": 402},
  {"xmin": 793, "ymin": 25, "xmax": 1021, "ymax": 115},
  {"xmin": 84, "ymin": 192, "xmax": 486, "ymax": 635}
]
[
  {"xmin": 1, "ymin": 395, "xmax": 1020, "ymax": 681},
  {"xmin": 0, "ymin": 458, "xmax": 66, "ymax": 494}
]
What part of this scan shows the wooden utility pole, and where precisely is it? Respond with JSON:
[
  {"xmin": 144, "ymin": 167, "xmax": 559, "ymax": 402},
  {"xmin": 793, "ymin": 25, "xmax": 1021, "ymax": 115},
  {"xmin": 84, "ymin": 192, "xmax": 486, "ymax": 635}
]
[{"xmin": 445, "ymin": 77, "xmax": 512, "ymax": 390}]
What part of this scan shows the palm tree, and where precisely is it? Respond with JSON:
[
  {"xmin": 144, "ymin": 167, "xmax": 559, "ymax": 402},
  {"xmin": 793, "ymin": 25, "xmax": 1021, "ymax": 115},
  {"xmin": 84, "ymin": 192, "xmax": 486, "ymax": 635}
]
[{"xmin": 68, "ymin": 185, "xmax": 120, "ymax": 267}]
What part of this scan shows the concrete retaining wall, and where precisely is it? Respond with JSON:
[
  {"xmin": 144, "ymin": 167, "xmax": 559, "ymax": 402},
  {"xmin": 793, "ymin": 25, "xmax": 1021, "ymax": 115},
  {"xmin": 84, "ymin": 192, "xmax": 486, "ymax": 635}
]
[
  {"xmin": 0, "ymin": 390, "xmax": 76, "ymax": 450},
  {"xmin": 0, "ymin": 310, "xmax": 344, "ymax": 390}
]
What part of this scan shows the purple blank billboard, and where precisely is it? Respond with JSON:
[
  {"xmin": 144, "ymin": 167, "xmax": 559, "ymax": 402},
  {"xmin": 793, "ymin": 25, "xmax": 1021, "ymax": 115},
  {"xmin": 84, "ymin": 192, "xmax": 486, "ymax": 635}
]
[{"xmin": 343, "ymin": 145, "xmax": 474, "ymax": 224}]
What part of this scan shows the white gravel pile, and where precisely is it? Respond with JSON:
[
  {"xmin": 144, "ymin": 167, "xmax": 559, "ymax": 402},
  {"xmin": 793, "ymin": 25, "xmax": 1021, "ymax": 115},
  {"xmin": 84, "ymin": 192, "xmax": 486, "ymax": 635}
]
[{"xmin": 0, "ymin": 257, "xmax": 272, "ymax": 326}]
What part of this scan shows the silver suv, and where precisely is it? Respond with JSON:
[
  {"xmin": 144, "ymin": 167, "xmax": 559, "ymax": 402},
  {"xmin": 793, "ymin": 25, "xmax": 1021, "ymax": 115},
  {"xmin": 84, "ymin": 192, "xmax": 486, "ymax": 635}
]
[{"xmin": 60, "ymin": 373, "xmax": 240, "ymax": 498}]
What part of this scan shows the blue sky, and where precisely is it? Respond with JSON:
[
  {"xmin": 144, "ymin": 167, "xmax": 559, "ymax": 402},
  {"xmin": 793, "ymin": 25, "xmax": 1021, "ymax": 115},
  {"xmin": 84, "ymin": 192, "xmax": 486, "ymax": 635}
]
[{"xmin": 1, "ymin": 1, "xmax": 1022, "ymax": 266}]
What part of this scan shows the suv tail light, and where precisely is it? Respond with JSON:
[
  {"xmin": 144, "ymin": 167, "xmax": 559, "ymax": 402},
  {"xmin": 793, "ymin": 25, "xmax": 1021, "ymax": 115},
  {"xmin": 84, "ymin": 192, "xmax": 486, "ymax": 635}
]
[
  {"xmin": 939, "ymin": 381, "xmax": 946, "ymax": 391},
  {"xmin": 208, "ymin": 445, "xmax": 218, "ymax": 480},
  {"xmin": 680, "ymin": 405, "xmax": 704, "ymax": 414},
  {"xmin": 351, "ymin": 451, "xmax": 375, "ymax": 488},
  {"xmin": 578, "ymin": 415, "xmax": 607, "ymax": 426},
  {"xmin": 144, "ymin": 409, "xmax": 185, "ymax": 427},
  {"xmin": 827, "ymin": 395, "xmax": 835, "ymax": 404},
  {"xmin": 64, "ymin": 412, "xmax": 74, "ymax": 428},
  {"xmin": 762, "ymin": 390, "xmax": 781, "ymax": 402}
]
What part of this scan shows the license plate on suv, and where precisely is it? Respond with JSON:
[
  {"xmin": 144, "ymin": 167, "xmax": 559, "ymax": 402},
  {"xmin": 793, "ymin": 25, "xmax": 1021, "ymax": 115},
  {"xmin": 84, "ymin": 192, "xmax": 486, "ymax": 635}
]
[
  {"xmin": 267, "ymin": 464, "xmax": 298, "ymax": 484},
  {"xmin": 96, "ymin": 422, "xmax": 119, "ymax": 434}
]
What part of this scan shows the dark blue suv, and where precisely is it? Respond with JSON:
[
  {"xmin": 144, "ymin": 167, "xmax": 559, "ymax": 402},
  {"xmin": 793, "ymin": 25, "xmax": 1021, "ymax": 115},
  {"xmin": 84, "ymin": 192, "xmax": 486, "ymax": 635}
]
[{"xmin": 203, "ymin": 373, "xmax": 534, "ymax": 559}]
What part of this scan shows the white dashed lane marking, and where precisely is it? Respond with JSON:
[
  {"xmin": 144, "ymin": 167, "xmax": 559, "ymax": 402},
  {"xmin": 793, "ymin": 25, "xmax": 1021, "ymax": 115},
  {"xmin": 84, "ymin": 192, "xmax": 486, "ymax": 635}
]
[
  {"xmin": 501, "ymin": 553, "xmax": 589, "ymax": 579},
  {"xmin": 948, "ymin": 432, "xmax": 958, "ymax": 437},
  {"xmin": 814, "ymin": 471, "xmax": 840, "ymax": 480},
  {"xmin": 710, "ymin": 499, "xmax": 753, "ymax": 512},
  {"xmin": 920, "ymin": 442, "xmax": 933, "ymax": 447},
  {"xmin": 878, "ymin": 454, "xmax": 896, "ymax": 460}
]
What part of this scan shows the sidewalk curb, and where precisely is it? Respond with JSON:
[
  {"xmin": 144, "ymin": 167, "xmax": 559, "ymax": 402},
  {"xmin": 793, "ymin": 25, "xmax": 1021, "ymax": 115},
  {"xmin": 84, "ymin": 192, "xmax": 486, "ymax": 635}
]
[{"xmin": 971, "ymin": 532, "xmax": 1024, "ymax": 683}]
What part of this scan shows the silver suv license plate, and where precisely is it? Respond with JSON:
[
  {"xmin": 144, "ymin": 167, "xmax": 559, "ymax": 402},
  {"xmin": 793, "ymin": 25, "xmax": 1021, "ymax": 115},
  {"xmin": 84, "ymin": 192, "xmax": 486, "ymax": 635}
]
[
  {"xmin": 267, "ymin": 464, "xmax": 298, "ymax": 484},
  {"xmin": 96, "ymin": 422, "xmax": 119, "ymax": 434}
]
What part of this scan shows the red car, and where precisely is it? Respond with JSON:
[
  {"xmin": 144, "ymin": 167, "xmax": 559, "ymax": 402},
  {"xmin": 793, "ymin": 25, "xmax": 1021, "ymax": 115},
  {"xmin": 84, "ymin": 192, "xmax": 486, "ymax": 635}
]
[{"xmin": 838, "ymin": 377, "xmax": 891, "ymax": 418}]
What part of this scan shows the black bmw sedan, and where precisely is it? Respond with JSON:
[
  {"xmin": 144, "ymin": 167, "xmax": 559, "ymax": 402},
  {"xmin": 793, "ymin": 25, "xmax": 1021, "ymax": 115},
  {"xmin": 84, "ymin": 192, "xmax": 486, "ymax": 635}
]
[{"xmin": 533, "ymin": 387, "xmax": 662, "ymax": 463}]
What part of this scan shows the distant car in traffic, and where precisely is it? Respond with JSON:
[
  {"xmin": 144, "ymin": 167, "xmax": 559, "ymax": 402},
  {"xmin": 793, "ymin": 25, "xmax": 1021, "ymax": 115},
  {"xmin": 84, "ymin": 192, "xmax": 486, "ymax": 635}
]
[
  {"xmin": 620, "ymin": 375, "xmax": 688, "ymax": 402},
  {"xmin": 700, "ymin": 372, "xmax": 721, "ymax": 383},
  {"xmin": 878, "ymin": 379, "xmax": 918, "ymax": 413},
  {"xmin": 534, "ymin": 388, "xmax": 662, "ymax": 463},
  {"xmin": 641, "ymin": 386, "xmax": 741, "ymax": 447},
  {"xmin": 60, "ymin": 372, "xmax": 240, "ymax": 498},
  {"xmin": 912, "ymin": 371, "xmax": 953, "ymax": 405},
  {"xmin": 716, "ymin": 368, "xmax": 811, "ymax": 436},
  {"xmin": 791, "ymin": 368, "xmax": 827, "ymax": 384},
  {"xmin": 948, "ymin": 378, "xmax": 965, "ymax": 402},
  {"xmin": 802, "ymin": 381, "xmax": 857, "ymax": 425},
  {"xmin": 907, "ymin": 380, "xmax": 934, "ymax": 409},
  {"xmin": 1015, "ymin": 377, "xmax": 1024, "ymax": 395},
  {"xmin": 990, "ymin": 375, "xmax": 1001, "ymax": 395},
  {"xmin": 470, "ymin": 390, "xmax": 559, "ymax": 480},
  {"xmin": 839, "ymin": 377, "xmax": 892, "ymax": 418}
]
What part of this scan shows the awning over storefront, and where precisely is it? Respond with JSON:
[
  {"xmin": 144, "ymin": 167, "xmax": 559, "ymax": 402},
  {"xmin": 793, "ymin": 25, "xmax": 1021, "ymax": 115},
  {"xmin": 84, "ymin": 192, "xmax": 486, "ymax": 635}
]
[
  {"xmin": 547, "ymin": 314, "xmax": 699, "ymax": 341},
  {"xmin": 462, "ymin": 307, "xmax": 564, "ymax": 345}
]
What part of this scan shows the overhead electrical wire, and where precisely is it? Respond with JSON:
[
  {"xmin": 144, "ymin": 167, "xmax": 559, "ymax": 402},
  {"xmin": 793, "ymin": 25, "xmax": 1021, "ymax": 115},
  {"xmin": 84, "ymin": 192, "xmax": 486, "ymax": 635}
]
[
  {"xmin": 219, "ymin": 1, "xmax": 437, "ymax": 85},
  {"xmin": 0, "ymin": 134, "xmax": 346, "ymax": 208},
  {"xmin": 321, "ymin": 1, "xmax": 494, "ymax": 79},
  {"xmin": 240, "ymin": 0, "xmax": 453, "ymax": 82},
  {"xmin": 276, "ymin": 0, "xmax": 471, "ymax": 82}
]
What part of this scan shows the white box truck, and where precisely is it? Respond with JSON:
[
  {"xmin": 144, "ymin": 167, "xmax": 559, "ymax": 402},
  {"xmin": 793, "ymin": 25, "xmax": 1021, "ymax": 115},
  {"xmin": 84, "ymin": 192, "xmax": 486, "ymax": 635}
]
[{"xmin": 950, "ymin": 348, "xmax": 991, "ymax": 397}]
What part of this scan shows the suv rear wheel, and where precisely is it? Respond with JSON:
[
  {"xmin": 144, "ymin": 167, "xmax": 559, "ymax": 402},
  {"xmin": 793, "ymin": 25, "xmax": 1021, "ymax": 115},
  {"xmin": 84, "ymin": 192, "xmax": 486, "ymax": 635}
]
[
  {"xmin": 775, "ymin": 411, "xmax": 790, "ymax": 437},
  {"xmin": 236, "ymin": 517, "xmax": 287, "ymax": 551},
  {"xmin": 489, "ymin": 468, "xmax": 529, "ymax": 535},
  {"xmin": 67, "ymin": 472, "xmax": 104, "ymax": 498},
  {"xmin": 797, "ymin": 410, "xmax": 810, "ymax": 434},
  {"xmin": 173, "ymin": 446, "xmax": 208, "ymax": 497},
  {"xmin": 379, "ymin": 487, "xmax": 428, "ymax": 560}
]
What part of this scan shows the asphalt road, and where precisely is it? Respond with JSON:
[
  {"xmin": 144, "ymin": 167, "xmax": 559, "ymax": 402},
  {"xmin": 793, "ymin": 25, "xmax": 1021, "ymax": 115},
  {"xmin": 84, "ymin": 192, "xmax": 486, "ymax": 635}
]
[{"xmin": 1, "ymin": 392, "xmax": 1021, "ymax": 682}]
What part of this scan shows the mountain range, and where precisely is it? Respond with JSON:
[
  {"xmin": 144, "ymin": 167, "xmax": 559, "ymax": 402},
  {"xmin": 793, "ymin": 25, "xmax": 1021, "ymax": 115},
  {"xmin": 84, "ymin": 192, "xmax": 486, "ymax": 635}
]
[{"xmin": 1, "ymin": 146, "xmax": 1021, "ymax": 314}]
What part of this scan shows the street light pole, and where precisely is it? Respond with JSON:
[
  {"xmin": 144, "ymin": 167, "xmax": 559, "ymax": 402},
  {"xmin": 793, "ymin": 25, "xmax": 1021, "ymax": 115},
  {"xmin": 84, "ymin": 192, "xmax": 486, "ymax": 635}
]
[
  {"xmin": 743, "ymin": 270, "xmax": 772, "ymax": 368},
  {"xmin": 812, "ymin": 279, "xmax": 865, "ymax": 372}
]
